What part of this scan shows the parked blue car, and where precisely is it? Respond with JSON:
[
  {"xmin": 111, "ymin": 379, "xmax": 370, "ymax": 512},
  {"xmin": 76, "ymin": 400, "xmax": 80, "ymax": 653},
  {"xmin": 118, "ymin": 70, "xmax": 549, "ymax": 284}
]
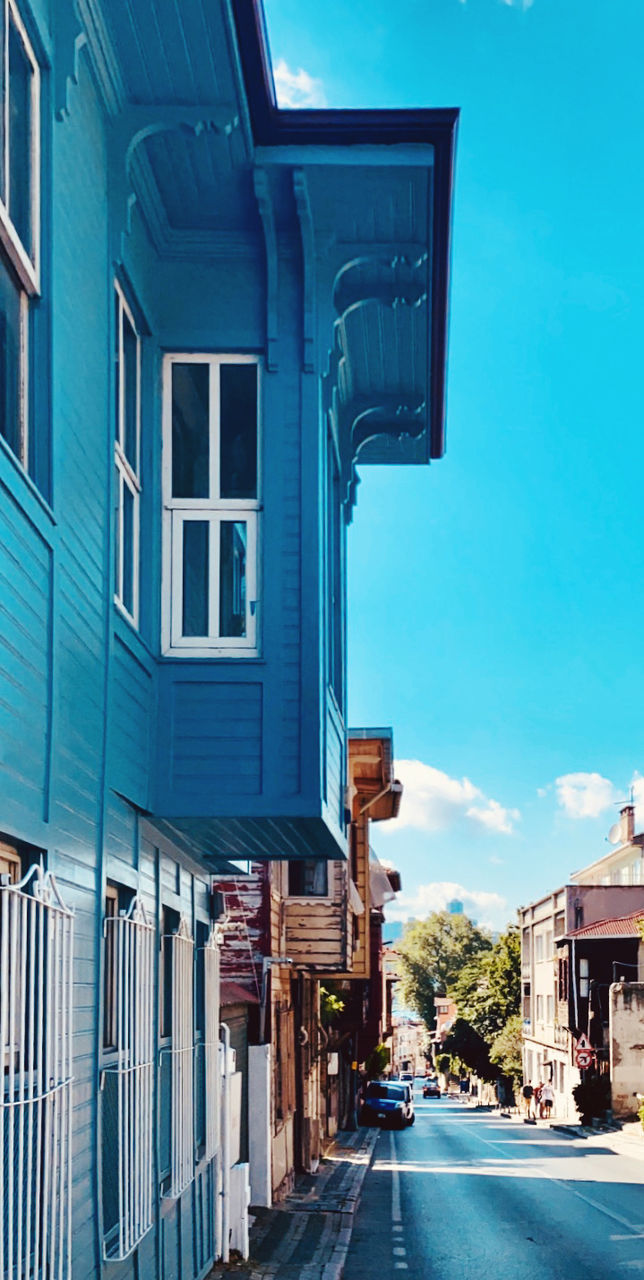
[{"xmin": 361, "ymin": 1081, "xmax": 415, "ymax": 1128}]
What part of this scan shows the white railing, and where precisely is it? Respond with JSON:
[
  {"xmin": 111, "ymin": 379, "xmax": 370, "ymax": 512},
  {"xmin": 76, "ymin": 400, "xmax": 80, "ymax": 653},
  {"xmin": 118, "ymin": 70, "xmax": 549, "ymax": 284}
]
[
  {"xmin": 103, "ymin": 896, "xmax": 155, "ymax": 1260},
  {"xmin": 167, "ymin": 917, "xmax": 195, "ymax": 1197},
  {"xmin": 204, "ymin": 928, "xmax": 220, "ymax": 1161},
  {"xmin": 0, "ymin": 865, "xmax": 73, "ymax": 1280}
]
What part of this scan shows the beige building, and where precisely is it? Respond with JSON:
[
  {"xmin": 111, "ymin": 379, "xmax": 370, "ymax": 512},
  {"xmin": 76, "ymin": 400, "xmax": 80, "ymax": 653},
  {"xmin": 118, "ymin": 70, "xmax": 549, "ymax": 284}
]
[{"xmin": 520, "ymin": 806, "xmax": 644, "ymax": 1120}]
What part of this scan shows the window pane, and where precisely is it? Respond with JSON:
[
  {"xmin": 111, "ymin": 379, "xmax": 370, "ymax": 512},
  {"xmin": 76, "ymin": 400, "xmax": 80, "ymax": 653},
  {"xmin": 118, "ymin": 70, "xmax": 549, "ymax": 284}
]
[
  {"xmin": 220, "ymin": 363, "xmax": 257, "ymax": 499},
  {"xmin": 219, "ymin": 521, "xmax": 246, "ymax": 638},
  {"xmin": 122, "ymin": 482, "xmax": 134, "ymax": 616},
  {"xmin": 8, "ymin": 14, "xmax": 33, "ymax": 255},
  {"xmin": 172, "ymin": 363, "xmax": 209, "ymax": 499},
  {"xmin": 122, "ymin": 309, "xmax": 138, "ymax": 469},
  {"xmin": 0, "ymin": 260, "xmax": 22, "ymax": 458},
  {"xmin": 182, "ymin": 520, "xmax": 209, "ymax": 636},
  {"xmin": 288, "ymin": 860, "xmax": 328, "ymax": 896}
]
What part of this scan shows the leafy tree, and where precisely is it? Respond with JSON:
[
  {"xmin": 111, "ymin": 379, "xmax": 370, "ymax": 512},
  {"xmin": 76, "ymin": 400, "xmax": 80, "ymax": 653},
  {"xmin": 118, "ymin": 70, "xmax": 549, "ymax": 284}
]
[
  {"xmin": 397, "ymin": 910, "xmax": 492, "ymax": 1027},
  {"xmin": 320, "ymin": 984, "xmax": 345, "ymax": 1026},
  {"xmin": 442, "ymin": 1017, "xmax": 495, "ymax": 1080},
  {"xmin": 489, "ymin": 1013, "xmax": 523, "ymax": 1086},
  {"xmin": 451, "ymin": 926, "xmax": 521, "ymax": 1042},
  {"xmin": 364, "ymin": 1043, "xmax": 390, "ymax": 1078}
]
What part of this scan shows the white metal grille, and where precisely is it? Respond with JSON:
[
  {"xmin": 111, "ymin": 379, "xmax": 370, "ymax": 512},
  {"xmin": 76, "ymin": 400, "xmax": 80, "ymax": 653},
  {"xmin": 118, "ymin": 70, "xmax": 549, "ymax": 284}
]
[
  {"xmin": 0, "ymin": 865, "xmax": 73, "ymax": 1280},
  {"xmin": 167, "ymin": 917, "xmax": 195, "ymax": 1197},
  {"xmin": 102, "ymin": 896, "xmax": 154, "ymax": 1260},
  {"xmin": 203, "ymin": 929, "xmax": 220, "ymax": 1161}
]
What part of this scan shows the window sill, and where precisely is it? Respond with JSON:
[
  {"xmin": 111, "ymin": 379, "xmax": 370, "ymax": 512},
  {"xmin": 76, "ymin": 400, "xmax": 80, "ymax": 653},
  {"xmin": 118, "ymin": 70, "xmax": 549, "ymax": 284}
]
[{"xmin": 160, "ymin": 648, "xmax": 264, "ymax": 663}]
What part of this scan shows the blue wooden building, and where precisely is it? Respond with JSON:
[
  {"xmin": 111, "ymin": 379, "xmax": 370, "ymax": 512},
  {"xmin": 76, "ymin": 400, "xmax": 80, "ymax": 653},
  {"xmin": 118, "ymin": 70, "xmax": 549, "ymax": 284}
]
[{"xmin": 0, "ymin": 1, "xmax": 457, "ymax": 1276}]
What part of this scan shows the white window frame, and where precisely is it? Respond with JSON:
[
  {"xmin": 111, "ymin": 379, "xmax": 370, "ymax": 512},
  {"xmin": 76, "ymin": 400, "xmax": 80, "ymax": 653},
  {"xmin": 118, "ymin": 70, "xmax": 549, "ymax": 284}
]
[
  {"xmin": 0, "ymin": 0, "xmax": 40, "ymax": 472},
  {"xmin": 162, "ymin": 353, "xmax": 261, "ymax": 657},
  {"xmin": 113, "ymin": 281, "xmax": 141, "ymax": 626}
]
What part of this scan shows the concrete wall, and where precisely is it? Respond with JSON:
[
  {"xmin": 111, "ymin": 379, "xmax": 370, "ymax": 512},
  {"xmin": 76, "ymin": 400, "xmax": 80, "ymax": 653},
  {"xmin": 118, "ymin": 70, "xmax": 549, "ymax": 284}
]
[{"xmin": 610, "ymin": 982, "xmax": 644, "ymax": 1119}]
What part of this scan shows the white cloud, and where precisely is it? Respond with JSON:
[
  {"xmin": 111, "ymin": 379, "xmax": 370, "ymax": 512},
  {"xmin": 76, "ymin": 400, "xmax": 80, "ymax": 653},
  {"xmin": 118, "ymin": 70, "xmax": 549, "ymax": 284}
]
[
  {"xmin": 467, "ymin": 798, "xmax": 521, "ymax": 835},
  {"xmin": 273, "ymin": 59, "xmax": 327, "ymax": 109},
  {"xmin": 555, "ymin": 771, "xmax": 616, "ymax": 820},
  {"xmin": 386, "ymin": 880, "xmax": 507, "ymax": 927},
  {"xmin": 381, "ymin": 759, "xmax": 520, "ymax": 836}
]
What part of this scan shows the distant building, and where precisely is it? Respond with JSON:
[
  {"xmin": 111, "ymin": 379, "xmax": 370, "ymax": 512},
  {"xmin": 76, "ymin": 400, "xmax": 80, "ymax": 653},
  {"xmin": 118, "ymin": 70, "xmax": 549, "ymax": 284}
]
[{"xmin": 520, "ymin": 806, "xmax": 644, "ymax": 1119}]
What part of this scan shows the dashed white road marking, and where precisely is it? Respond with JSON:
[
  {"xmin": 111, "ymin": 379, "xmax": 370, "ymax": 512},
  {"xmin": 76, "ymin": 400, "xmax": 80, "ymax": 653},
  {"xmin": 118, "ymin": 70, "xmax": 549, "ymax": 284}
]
[{"xmin": 389, "ymin": 1130, "xmax": 402, "ymax": 1224}]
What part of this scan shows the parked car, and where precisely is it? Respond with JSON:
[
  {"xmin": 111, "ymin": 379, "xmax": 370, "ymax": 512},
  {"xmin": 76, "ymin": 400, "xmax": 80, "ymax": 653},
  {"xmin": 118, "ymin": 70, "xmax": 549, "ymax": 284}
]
[
  {"xmin": 361, "ymin": 1081, "xmax": 415, "ymax": 1128},
  {"xmin": 423, "ymin": 1078, "xmax": 441, "ymax": 1099}
]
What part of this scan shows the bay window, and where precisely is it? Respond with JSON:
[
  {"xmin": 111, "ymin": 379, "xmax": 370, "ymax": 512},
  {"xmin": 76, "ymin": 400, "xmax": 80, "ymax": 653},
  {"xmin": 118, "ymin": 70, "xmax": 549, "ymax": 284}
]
[
  {"xmin": 163, "ymin": 355, "xmax": 260, "ymax": 655},
  {"xmin": 0, "ymin": 0, "xmax": 39, "ymax": 475},
  {"xmin": 114, "ymin": 282, "xmax": 141, "ymax": 624}
]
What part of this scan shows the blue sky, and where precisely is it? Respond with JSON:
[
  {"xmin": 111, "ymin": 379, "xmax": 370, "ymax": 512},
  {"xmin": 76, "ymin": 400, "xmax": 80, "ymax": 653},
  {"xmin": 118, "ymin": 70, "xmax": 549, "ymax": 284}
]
[{"xmin": 264, "ymin": 0, "xmax": 644, "ymax": 930}]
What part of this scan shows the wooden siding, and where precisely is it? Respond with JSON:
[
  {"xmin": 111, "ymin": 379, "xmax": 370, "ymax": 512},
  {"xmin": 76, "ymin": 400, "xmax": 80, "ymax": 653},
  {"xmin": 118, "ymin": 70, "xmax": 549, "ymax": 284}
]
[
  {"xmin": 284, "ymin": 861, "xmax": 348, "ymax": 970},
  {"xmin": 212, "ymin": 864, "xmax": 268, "ymax": 997},
  {"xmin": 0, "ymin": 480, "xmax": 52, "ymax": 829},
  {"xmin": 108, "ymin": 630, "xmax": 155, "ymax": 809},
  {"xmin": 169, "ymin": 680, "xmax": 263, "ymax": 798},
  {"xmin": 326, "ymin": 702, "xmax": 344, "ymax": 831}
]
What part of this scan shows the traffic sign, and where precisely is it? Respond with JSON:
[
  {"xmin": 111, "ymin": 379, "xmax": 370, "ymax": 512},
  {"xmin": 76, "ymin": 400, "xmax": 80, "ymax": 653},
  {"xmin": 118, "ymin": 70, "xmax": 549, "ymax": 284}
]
[{"xmin": 575, "ymin": 1034, "xmax": 593, "ymax": 1069}]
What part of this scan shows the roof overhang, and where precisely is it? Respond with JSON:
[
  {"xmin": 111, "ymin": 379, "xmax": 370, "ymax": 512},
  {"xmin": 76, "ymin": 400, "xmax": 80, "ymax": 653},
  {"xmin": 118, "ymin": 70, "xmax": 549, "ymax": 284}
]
[{"xmin": 232, "ymin": 1, "xmax": 458, "ymax": 469}]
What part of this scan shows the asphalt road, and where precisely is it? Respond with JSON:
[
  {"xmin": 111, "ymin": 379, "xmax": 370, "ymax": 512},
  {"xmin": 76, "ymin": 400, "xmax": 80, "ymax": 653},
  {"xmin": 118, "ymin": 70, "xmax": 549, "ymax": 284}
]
[{"xmin": 343, "ymin": 1093, "xmax": 644, "ymax": 1279}]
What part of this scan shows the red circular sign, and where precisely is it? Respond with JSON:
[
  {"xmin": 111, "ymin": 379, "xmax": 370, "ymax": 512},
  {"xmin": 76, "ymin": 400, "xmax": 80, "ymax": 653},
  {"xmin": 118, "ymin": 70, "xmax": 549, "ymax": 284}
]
[{"xmin": 576, "ymin": 1049, "xmax": 593, "ymax": 1069}]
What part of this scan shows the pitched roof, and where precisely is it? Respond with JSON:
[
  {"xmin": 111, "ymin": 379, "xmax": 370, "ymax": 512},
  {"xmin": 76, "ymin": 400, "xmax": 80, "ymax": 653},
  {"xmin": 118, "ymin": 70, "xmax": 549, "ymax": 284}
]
[{"xmin": 567, "ymin": 909, "xmax": 644, "ymax": 940}]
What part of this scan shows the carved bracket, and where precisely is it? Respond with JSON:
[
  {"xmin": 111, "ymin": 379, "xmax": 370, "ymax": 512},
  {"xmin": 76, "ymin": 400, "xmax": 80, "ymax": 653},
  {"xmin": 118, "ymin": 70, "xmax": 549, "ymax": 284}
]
[
  {"xmin": 109, "ymin": 104, "xmax": 240, "ymax": 263},
  {"xmin": 253, "ymin": 167, "xmax": 279, "ymax": 372},
  {"xmin": 54, "ymin": 2, "xmax": 88, "ymax": 122}
]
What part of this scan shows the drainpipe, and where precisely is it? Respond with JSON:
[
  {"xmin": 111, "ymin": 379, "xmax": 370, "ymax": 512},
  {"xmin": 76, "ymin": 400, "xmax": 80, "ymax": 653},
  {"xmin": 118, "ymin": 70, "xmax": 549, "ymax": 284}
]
[
  {"xmin": 571, "ymin": 938, "xmax": 579, "ymax": 1034},
  {"xmin": 220, "ymin": 1023, "xmax": 231, "ymax": 1263}
]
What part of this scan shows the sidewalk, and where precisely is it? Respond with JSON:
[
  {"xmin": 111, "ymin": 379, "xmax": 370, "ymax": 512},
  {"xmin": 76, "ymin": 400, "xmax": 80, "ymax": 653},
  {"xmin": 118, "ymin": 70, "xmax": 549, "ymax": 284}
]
[
  {"xmin": 211, "ymin": 1127, "xmax": 379, "ymax": 1280},
  {"xmin": 491, "ymin": 1107, "xmax": 644, "ymax": 1161}
]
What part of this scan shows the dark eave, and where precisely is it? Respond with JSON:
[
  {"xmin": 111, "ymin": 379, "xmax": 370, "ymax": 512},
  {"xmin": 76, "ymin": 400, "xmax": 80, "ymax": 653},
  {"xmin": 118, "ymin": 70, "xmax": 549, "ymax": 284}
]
[{"xmin": 231, "ymin": 0, "xmax": 459, "ymax": 460}]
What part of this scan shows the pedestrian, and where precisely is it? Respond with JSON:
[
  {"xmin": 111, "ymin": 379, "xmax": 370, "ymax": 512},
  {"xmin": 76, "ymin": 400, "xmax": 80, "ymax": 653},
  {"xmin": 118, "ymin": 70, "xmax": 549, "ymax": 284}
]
[
  {"xmin": 521, "ymin": 1081, "xmax": 534, "ymax": 1118},
  {"xmin": 533, "ymin": 1081, "xmax": 543, "ymax": 1119},
  {"xmin": 541, "ymin": 1082, "xmax": 555, "ymax": 1119}
]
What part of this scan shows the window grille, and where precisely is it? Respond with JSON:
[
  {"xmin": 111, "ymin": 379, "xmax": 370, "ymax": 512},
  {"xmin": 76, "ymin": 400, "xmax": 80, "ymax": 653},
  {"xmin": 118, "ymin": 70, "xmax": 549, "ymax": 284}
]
[
  {"xmin": 203, "ymin": 928, "xmax": 220, "ymax": 1161},
  {"xmin": 165, "ymin": 916, "xmax": 195, "ymax": 1197},
  {"xmin": 102, "ymin": 896, "xmax": 154, "ymax": 1260},
  {"xmin": 0, "ymin": 865, "xmax": 73, "ymax": 1280}
]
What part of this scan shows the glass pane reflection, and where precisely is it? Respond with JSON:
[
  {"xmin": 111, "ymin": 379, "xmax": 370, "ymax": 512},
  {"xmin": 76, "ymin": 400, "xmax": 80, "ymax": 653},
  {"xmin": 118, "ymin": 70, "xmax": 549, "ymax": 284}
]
[
  {"xmin": 219, "ymin": 522, "xmax": 246, "ymax": 637},
  {"xmin": 172, "ymin": 363, "xmax": 209, "ymax": 499},
  {"xmin": 220, "ymin": 364, "xmax": 257, "ymax": 500},
  {"xmin": 182, "ymin": 521, "xmax": 209, "ymax": 636}
]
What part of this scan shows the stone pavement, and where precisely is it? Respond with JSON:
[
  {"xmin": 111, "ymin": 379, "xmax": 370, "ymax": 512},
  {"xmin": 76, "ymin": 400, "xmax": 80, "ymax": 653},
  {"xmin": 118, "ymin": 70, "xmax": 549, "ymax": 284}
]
[{"xmin": 210, "ymin": 1127, "xmax": 379, "ymax": 1280}]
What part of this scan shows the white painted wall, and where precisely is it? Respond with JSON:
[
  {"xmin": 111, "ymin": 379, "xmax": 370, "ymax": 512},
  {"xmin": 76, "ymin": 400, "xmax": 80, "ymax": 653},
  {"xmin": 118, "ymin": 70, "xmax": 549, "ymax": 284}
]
[
  {"xmin": 248, "ymin": 1044, "xmax": 272, "ymax": 1206},
  {"xmin": 610, "ymin": 982, "xmax": 644, "ymax": 1118}
]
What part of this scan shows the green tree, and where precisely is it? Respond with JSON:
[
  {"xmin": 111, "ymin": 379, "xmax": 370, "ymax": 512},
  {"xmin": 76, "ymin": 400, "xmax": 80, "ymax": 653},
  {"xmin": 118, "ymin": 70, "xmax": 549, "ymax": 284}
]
[
  {"xmin": 442, "ymin": 1017, "xmax": 495, "ymax": 1080},
  {"xmin": 397, "ymin": 910, "xmax": 492, "ymax": 1027},
  {"xmin": 451, "ymin": 926, "xmax": 521, "ymax": 1042},
  {"xmin": 489, "ymin": 1013, "xmax": 523, "ymax": 1086}
]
